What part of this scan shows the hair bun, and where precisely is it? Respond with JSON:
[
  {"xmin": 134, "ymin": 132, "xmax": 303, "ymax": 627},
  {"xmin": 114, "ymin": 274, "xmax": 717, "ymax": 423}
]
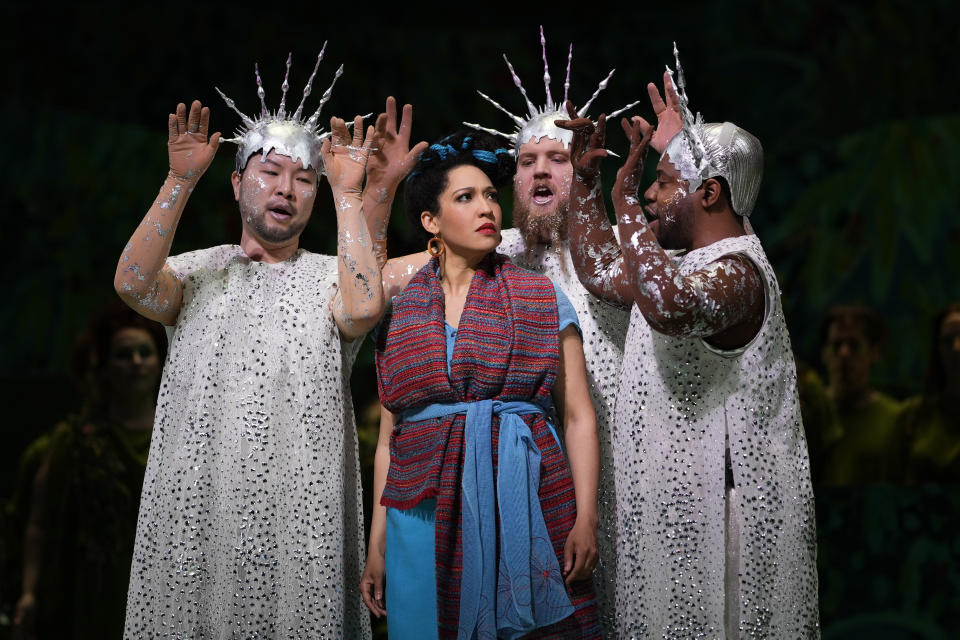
[
  {"xmin": 409, "ymin": 131, "xmax": 514, "ymax": 187},
  {"xmin": 403, "ymin": 130, "xmax": 516, "ymax": 238}
]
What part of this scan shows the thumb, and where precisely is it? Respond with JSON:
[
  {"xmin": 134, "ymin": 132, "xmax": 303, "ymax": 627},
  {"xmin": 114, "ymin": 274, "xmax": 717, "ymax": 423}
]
[
  {"xmin": 563, "ymin": 537, "xmax": 574, "ymax": 575},
  {"xmin": 209, "ymin": 132, "xmax": 222, "ymax": 153}
]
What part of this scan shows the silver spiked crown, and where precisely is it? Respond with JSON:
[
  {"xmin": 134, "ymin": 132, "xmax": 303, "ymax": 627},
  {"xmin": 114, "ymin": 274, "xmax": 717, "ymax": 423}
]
[
  {"xmin": 663, "ymin": 43, "xmax": 763, "ymax": 218},
  {"xmin": 464, "ymin": 26, "xmax": 639, "ymax": 154},
  {"xmin": 216, "ymin": 43, "xmax": 343, "ymax": 177}
]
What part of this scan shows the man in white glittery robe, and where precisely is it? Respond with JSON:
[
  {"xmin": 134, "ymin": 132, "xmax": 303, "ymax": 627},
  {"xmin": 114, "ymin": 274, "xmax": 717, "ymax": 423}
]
[
  {"xmin": 114, "ymin": 88, "xmax": 381, "ymax": 637},
  {"xmin": 560, "ymin": 70, "xmax": 819, "ymax": 637}
]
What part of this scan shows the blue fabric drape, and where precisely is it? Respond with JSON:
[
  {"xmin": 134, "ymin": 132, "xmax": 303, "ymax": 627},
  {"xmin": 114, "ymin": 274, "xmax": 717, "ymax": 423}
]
[{"xmin": 400, "ymin": 400, "xmax": 573, "ymax": 640}]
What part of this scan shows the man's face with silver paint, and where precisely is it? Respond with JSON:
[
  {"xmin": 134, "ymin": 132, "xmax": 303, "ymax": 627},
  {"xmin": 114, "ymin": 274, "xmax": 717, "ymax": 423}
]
[
  {"xmin": 231, "ymin": 150, "xmax": 319, "ymax": 245},
  {"xmin": 512, "ymin": 137, "xmax": 573, "ymax": 245},
  {"xmin": 643, "ymin": 154, "xmax": 695, "ymax": 250}
]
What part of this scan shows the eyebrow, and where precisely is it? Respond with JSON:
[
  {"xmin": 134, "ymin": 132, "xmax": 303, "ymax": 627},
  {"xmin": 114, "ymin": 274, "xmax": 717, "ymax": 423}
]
[{"xmin": 262, "ymin": 158, "xmax": 315, "ymax": 177}]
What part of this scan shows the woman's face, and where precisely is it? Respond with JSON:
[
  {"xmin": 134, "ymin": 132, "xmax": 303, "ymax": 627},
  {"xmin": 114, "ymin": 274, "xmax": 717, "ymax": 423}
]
[
  {"xmin": 939, "ymin": 311, "xmax": 960, "ymax": 382},
  {"xmin": 106, "ymin": 327, "xmax": 162, "ymax": 397},
  {"xmin": 421, "ymin": 165, "xmax": 502, "ymax": 260}
]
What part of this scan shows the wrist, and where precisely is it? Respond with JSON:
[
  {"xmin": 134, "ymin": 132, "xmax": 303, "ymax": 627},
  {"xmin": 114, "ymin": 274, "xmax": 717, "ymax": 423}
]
[
  {"xmin": 364, "ymin": 179, "xmax": 400, "ymax": 199},
  {"xmin": 166, "ymin": 170, "xmax": 200, "ymax": 186},
  {"xmin": 574, "ymin": 171, "xmax": 600, "ymax": 186},
  {"xmin": 331, "ymin": 186, "xmax": 363, "ymax": 199},
  {"xmin": 574, "ymin": 507, "xmax": 598, "ymax": 528}
]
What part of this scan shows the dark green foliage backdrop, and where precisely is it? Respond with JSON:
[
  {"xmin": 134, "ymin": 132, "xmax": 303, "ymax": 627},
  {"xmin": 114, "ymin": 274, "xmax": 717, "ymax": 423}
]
[{"xmin": 1, "ymin": 2, "xmax": 957, "ymax": 635}]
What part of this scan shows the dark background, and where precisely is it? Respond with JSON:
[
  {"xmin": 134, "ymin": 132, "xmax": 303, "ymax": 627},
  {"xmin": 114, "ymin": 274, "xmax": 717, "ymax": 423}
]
[{"xmin": 2, "ymin": 2, "xmax": 958, "ymax": 636}]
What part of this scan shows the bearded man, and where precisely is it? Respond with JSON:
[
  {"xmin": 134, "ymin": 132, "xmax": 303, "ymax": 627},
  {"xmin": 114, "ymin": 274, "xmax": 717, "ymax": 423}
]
[{"xmin": 113, "ymin": 51, "xmax": 380, "ymax": 638}]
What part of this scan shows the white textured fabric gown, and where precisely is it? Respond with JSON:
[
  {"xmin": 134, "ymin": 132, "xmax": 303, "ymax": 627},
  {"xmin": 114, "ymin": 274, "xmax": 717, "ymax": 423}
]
[
  {"xmin": 124, "ymin": 246, "xmax": 371, "ymax": 639},
  {"xmin": 499, "ymin": 228, "xmax": 629, "ymax": 637},
  {"xmin": 614, "ymin": 235, "xmax": 819, "ymax": 639}
]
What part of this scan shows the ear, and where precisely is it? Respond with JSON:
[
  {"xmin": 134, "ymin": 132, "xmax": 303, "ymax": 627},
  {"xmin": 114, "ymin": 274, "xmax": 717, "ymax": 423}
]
[
  {"xmin": 701, "ymin": 178, "xmax": 722, "ymax": 209},
  {"xmin": 231, "ymin": 170, "xmax": 242, "ymax": 201},
  {"xmin": 421, "ymin": 210, "xmax": 440, "ymax": 235}
]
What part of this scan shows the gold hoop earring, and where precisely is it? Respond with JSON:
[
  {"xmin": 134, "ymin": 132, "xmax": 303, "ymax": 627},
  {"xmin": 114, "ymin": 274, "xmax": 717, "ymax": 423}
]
[{"xmin": 427, "ymin": 234, "xmax": 445, "ymax": 257}]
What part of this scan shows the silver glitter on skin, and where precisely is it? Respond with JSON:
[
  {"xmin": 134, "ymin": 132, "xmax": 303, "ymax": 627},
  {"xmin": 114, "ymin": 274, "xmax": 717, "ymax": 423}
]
[
  {"xmin": 324, "ymin": 116, "xmax": 385, "ymax": 339},
  {"xmin": 358, "ymin": 97, "xmax": 430, "ymax": 277},
  {"xmin": 511, "ymin": 140, "xmax": 574, "ymax": 262},
  {"xmin": 564, "ymin": 116, "xmax": 818, "ymax": 638},
  {"xmin": 115, "ymin": 174, "xmax": 193, "ymax": 323},
  {"xmin": 566, "ymin": 137, "xmax": 762, "ymax": 337}
]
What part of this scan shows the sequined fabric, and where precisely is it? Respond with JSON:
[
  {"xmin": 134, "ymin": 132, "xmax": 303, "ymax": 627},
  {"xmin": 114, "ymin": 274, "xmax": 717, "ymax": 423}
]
[
  {"xmin": 499, "ymin": 227, "xmax": 628, "ymax": 637},
  {"xmin": 614, "ymin": 235, "xmax": 819, "ymax": 639},
  {"xmin": 124, "ymin": 245, "xmax": 371, "ymax": 639}
]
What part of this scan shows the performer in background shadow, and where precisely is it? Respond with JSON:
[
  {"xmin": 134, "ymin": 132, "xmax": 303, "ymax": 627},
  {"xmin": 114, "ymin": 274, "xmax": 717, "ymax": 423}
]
[
  {"xmin": 899, "ymin": 302, "xmax": 960, "ymax": 483},
  {"xmin": 817, "ymin": 305, "xmax": 903, "ymax": 485},
  {"xmin": 10, "ymin": 299, "xmax": 165, "ymax": 640}
]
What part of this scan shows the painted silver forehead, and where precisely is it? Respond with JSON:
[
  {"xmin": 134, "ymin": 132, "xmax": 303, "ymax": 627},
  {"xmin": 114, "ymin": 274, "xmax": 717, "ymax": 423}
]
[
  {"xmin": 241, "ymin": 121, "xmax": 322, "ymax": 172},
  {"xmin": 663, "ymin": 44, "xmax": 763, "ymax": 217},
  {"xmin": 517, "ymin": 110, "xmax": 573, "ymax": 148},
  {"xmin": 464, "ymin": 25, "xmax": 639, "ymax": 155},
  {"xmin": 217, "ymin": 45, "xmax": 344, "ymax": 177}
]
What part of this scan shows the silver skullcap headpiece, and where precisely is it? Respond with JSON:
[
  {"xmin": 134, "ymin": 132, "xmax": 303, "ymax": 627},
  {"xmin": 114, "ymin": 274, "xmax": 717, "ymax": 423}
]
[
  {"xmin": 217, "ymin": 43, "xmax": 343, "ymax": 177},
  {"xmin": 464, "ymin": 26, "xmax": 640, "ymax": 154},
  {"xmin": 663, "ymin": 43, "xmax": 764, "ymax": 217}
]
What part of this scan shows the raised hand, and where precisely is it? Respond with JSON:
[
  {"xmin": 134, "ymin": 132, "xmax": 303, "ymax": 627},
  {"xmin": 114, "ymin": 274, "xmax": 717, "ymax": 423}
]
[
  {"xmin": 322, "ymin": 115, "xmax": 374, "ymax": 197},
  {"xmin": 612, "ymin": 116, "xmax": 654, "ymax": 220},
  {"xmin": 555, "ymin": 100, "xmax": 607, "ymax": 181},
  {"xmin": 365, "ymin": 97, "xmax": 428, "ymax": 190},
  {"xmin": 648, "ymin": 71, "xmax": 683, "ymax": 154},
  {"xmin": 167, "ymin": 100, "xmax": 221, "ymax": 183}
]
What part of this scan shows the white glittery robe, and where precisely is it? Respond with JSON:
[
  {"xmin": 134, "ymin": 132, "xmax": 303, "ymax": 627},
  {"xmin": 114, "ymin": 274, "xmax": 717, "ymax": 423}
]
[
  {"xmin": 614, "ymin": 235, "xmax": 819, "ymax": 639},
  {"xmin": 124, "ymin": 245, "xmax": 371, "ymax": 639},
  {"xmin": 499, "ymin": 227, "xmax": 629, "ymax": 636}
]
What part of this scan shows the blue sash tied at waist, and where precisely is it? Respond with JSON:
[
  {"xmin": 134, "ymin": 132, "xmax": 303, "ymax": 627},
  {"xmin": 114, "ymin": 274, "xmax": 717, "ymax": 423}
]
[{"xmin": 400, "ymin": 399, "xmax": 574, "ymax": 640}]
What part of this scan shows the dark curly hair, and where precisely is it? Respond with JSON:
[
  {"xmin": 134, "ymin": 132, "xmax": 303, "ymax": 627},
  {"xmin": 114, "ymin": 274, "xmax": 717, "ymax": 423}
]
[{"xmin": 403, "ymin": 131, "xmax": 515, "ymax": 238}]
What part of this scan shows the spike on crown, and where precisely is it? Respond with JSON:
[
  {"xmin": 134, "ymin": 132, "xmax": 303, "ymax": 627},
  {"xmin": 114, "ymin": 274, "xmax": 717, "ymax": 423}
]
[
  {"xmin": 663, "ymin": 42, "xmax": 713, "ymax": 189},
  {"xmin": 217, "ymin": 44, "xmax": 343, "ymax": 176},
  {"xmin": 464, "ymin": 26, "xmax": 640, "ymax": 155},
  {"xmin": 663, "ymin": 43, "xmax": 761, "ymax": 217}
]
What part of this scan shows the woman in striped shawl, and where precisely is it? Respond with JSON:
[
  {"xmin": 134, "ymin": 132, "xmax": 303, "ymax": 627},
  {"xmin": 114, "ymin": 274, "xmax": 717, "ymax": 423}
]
[{"xmin": 360, "ymin": 131, "xmax": 602, "ymax": 639}]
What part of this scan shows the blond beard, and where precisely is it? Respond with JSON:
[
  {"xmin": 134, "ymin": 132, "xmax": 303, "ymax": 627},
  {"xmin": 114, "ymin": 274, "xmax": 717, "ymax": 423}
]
[{"xmin": 512, "ymin": 194, "xmax": 569, "ymax": 248}]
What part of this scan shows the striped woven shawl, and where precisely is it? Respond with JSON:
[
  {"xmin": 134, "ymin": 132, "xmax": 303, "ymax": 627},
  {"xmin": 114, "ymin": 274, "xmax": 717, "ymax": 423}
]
[{"xmin": 375, "ymin": 253, "xmax": 600, "ymax": 639}]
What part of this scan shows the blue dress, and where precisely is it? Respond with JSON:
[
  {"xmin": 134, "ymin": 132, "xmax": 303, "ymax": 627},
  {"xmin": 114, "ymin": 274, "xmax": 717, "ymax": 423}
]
[{"xmin": 385, "ymin": 283, "xmax": 580, "ymax": 639}]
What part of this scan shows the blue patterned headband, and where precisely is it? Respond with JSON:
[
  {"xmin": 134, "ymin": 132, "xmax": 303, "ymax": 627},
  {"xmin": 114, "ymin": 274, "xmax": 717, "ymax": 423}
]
[{"xmin": 409, "ymin": 137, "xmax": 511, "ymax": 179}]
